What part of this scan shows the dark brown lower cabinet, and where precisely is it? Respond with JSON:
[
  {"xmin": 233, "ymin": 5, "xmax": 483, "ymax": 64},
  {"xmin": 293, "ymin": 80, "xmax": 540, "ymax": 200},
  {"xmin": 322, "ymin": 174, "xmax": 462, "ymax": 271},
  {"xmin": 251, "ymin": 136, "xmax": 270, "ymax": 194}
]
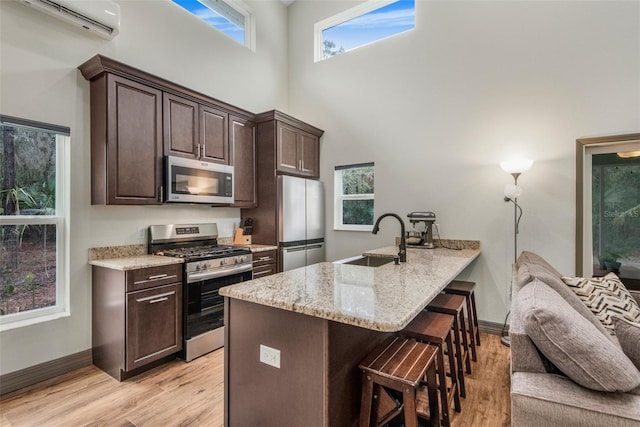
[
  {"xmin": 252, "ymin": 250, "xmax": 277, "ymax": 279},
  {"xmin": 92, "ymin": 263, "xmax": 183, "ymax": 381}
]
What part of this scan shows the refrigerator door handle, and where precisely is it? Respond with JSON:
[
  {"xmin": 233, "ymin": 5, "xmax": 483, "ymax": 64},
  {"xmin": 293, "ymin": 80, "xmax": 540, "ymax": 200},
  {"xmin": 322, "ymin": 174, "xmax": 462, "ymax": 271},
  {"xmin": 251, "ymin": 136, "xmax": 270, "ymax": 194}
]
[
  {"xmin": 285, "ymin": 247, "xmax": 307, "ymax": 253},
  {"xmin": 306, "ymin": 244, "xmax": 324, "ymax": 250}
]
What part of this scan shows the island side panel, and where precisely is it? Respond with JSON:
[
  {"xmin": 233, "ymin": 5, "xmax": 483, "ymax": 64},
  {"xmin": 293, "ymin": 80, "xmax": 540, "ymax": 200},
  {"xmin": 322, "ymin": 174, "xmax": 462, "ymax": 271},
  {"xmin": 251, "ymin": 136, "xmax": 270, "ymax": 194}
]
[
  {"xmin": 225, "ymin": 298, "xmax": 328, "ymax": 427},
  {"xmin": 328, "ymin": 322, "xmax": 392, "ymax": 427}
]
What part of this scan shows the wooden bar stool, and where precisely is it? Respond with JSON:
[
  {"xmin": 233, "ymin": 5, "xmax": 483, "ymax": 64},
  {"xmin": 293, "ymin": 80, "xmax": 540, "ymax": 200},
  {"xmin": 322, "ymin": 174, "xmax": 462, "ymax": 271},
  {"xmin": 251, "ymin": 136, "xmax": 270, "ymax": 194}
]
[
  {"xmin": 401, "ymin": 311, "xmax": 461, "ymax": 427},
  {"xmin": 359, "ymin": 336, "xmax": 440, "ymax": 427},
  {"xmin": 444, "ymin": 281, "xmax": 479, "ymax": 363},
  {"xmin": 427, "ymin": 294, "xmax": 472, "ymax": 397}
]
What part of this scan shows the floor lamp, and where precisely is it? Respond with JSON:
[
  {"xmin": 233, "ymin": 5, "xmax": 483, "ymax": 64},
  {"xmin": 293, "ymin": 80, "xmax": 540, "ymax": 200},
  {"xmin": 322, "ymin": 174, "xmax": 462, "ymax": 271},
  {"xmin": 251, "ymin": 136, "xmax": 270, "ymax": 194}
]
[{"xmin": 500, "ymin": 158, "xmax": 533, "ymax": 347}]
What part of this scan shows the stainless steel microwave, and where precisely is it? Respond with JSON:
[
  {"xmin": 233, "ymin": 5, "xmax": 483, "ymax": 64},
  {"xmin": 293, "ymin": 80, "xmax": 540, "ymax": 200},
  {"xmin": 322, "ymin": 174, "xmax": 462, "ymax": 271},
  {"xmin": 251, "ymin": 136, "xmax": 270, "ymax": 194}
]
[{"xmin": 165, "ymin": 156, "xmax": 234, "ymax": 204}]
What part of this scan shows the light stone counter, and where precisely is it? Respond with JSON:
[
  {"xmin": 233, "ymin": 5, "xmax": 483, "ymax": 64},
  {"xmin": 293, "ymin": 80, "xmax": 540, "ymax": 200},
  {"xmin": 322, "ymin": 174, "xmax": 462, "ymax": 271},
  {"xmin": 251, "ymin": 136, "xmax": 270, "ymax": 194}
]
[
  {"xmin": 220, "ymin": 246, "xmax": 480, "ymax": 332},
  {"xmin": 88, "ymin": 244, "xmax": 183, "ymax": 271},
  {"xmin": 89, "ymin": 255, "xmax": 184, "ymax": 271}
]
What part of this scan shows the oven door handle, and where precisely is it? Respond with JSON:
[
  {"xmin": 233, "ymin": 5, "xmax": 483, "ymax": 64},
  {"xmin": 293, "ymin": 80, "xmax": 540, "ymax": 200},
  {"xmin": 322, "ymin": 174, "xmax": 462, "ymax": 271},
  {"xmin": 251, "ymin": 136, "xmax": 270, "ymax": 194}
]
[{"xmin": 187, "ymin": 264, "xmax": 253, "ymax": 283}]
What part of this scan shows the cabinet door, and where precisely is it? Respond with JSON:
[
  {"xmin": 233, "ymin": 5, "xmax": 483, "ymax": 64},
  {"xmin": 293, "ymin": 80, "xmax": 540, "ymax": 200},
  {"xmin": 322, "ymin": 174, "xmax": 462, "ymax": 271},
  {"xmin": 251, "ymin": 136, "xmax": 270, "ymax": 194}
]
[
  {"xmin": 200, "ymin": 105, "xmax": 229, "ymax": 164},
  {"xmin": 126, "ymin": 283, "xmax": 183, "ymax": 371},
  {"xmin": 164, "ymin": 93, "xmax": 199, "ymax": 159},
  {"xmin": 299, "ymin": 131, "xmax": 319, "ymax": 178},
  {"xmin": 230, "ymin": 116, "xmax": 256, "ymax": 207},
  {"xmin": 276, "ymin": 123, "xmax": 300, "ymax": 174},
  {"xmin": 107, "ymin": 75, "xmax": 163, "ymax": 204}
]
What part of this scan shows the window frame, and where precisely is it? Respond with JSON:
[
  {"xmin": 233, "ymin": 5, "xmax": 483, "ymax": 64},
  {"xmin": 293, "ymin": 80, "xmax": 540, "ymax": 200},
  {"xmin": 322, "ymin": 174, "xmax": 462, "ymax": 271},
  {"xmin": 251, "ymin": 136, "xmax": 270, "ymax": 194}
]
[
  {"xmin": 172, "ymin": 0, "xmax": 256, "ymax": 52},
  {"xmin": 314, "ymin": 0, "xmax": 414, "ymax": 62},
  {"xmin": 0, "ymin": 116, "xmax": 70, "ymax": 331},
  {"xmin": 334, "ymin": 162, "xmax": 375, "ymax": 232},
  {"xmin": 576, "ymin": 134, "xmax": 640, "ymax": 277}
]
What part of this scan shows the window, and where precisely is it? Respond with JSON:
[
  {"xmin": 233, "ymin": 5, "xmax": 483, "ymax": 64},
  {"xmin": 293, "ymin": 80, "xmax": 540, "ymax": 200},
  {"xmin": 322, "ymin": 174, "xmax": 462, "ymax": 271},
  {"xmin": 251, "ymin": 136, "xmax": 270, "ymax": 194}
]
[
  {"xmin": 577, "ymin": 135, "xmax": 640, "ymax": 287},
  {"xmin": 314, "ymin": 0, "xmax": 415, "ymax": 61},
  {"xmin": 171, "ymin": 0, "xmax": 255, "ymax": 51},
  {"xmin": 334, "ymin": 163, "xmax": 375, "ymax": 231},
  {"xmin": 0, "ymin": 116, "xmax": 69, "ymax": 330}
]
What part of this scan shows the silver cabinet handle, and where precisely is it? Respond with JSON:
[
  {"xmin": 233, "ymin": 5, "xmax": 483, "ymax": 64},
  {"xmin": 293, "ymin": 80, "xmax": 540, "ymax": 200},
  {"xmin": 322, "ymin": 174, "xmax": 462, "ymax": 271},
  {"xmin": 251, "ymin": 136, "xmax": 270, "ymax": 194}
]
[
  {"xmin": 258, "ymin": 256, "xmax": 271, "ymax": 261},
  {"xmin": 133, "ymin": 274, "xmax": 177, "ymax": 286},
  {"xmin": 253, "ymin": 270, "xmax": 272, "ymax": 278},
  {"xmin": 158, "ymin": 185, "xmax": 164, "ymax": 202},
  {"xmin": 197, "ymin": 143, "xmax": 201, "ymax": 158},
  {"xmin": 136, "ymin": 290, "xmax": 175, "ymax": 303},
  {"xmin": 202, "ymin": 143, "xmax": 206, "ymax": 158}
]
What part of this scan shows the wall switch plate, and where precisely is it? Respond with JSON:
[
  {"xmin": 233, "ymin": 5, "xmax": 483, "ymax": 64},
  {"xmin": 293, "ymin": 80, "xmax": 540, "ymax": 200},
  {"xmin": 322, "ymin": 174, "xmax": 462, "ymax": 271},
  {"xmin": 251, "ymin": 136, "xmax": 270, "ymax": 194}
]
[{"xmin": 259, "ymin": 344, "xmax": 281, "ymax": 368}]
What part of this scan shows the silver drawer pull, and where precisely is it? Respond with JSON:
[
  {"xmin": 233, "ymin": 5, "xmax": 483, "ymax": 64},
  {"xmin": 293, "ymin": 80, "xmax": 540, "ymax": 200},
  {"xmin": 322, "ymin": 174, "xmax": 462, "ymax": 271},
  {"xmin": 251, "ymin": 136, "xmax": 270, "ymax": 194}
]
[
  {"xmin": 134, "ymin": 274, "xmax": 177, "ymax": 285},
  {"xmin": 258, "ymin": 256, "xmax": 271, "ymax": 261},
  {"xmin": 253, "ymin": 270, "xmax": 272, "ymax": 277},
  {"xmin": 137, "ymin": 290, "xmax": 175, "ymax": 303}
]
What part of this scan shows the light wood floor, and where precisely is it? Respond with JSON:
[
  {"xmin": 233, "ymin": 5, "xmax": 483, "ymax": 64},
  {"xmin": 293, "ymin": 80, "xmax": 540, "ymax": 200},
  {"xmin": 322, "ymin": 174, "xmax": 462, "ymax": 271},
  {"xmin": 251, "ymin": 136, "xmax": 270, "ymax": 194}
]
[{"xmin": 0, "ymin": 333, "xmax": 510, "ymax": 427}]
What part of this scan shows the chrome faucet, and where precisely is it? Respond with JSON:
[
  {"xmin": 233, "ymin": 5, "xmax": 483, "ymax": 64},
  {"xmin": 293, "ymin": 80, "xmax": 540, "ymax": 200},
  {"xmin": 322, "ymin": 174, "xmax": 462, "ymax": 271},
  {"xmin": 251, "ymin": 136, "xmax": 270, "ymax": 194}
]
[{"xmin": 372, "ymin": 213, "xmax": 407, "ymax": 263}]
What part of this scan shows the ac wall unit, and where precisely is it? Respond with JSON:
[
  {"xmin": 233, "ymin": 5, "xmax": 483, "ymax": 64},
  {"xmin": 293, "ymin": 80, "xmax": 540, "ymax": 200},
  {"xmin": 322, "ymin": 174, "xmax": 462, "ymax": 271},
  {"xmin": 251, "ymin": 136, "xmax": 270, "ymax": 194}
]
[{"xmin": 17, "ymin": 0, "xmax": 120, "ymax": 40}]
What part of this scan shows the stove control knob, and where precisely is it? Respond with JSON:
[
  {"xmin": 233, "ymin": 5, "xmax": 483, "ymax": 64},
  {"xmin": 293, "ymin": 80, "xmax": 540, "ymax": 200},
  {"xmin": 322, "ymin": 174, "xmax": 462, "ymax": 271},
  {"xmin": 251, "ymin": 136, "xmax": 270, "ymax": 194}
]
[
  {"xmin": 220, "ymin": 259, "xmax": 227, "ymax": 266},
  {"xmin": 195, "ymin": 264, "xmax": 201, "ymax": 271},
  {"xmin": 204, "ymin": 262, "xmax": 210, "ymax": 270}
]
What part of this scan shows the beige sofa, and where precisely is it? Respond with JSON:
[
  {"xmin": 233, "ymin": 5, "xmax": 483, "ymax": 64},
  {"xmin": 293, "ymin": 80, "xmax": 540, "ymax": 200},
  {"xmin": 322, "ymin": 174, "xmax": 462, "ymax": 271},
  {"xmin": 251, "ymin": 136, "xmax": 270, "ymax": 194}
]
[{"xmin": 510, "ymin": 251, "xmax": 640, "ymax": 427}]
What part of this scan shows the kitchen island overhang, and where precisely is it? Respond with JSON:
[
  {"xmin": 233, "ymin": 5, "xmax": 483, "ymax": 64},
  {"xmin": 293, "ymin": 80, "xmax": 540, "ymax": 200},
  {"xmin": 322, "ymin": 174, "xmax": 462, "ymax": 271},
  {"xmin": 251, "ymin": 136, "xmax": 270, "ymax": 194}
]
[{"xmin": 220, "ymin": 245, "xmax": 480, "ymax": 427}]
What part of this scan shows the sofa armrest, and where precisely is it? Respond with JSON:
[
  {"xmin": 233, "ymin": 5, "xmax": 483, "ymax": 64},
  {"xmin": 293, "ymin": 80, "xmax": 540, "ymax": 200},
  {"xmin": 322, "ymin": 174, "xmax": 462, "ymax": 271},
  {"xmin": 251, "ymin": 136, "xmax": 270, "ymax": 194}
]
[
  {"xmin": 512, "ymin": 372, "xmax": 640, "ymax": 427},
  {"xmin": 630, "ymin": 290, "xmax": 640, "ymax": 305}
]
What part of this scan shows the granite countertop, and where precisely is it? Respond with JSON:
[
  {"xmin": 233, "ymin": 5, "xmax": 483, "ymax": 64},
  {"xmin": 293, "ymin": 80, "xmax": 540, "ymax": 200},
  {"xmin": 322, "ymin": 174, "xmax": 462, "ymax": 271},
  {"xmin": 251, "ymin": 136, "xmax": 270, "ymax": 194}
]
[
  {"xmin": 88, "ymin": 244, "xmax": 184, "ymax": 271},
  {"xmin": 220, "ymin": 246, "xmax": 480, "ymax": 332}
]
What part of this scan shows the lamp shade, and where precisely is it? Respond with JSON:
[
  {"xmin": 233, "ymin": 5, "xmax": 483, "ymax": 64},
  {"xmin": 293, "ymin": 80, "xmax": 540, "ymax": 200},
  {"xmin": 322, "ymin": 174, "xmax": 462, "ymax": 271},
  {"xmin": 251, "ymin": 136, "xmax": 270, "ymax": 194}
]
[
  {"xmin": 504, "ymin": 184, "xmax": 523, "ymax": 199},
  {"xmin": 500, "ymin": 159, "xmax": 533, "ymax": 174}
]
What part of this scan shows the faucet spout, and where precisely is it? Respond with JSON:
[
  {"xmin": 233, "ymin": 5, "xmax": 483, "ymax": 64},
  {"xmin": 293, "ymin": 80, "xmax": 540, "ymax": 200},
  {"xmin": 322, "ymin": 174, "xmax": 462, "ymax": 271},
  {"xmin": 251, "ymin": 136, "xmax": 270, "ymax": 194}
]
[{"xmin": 372, "ymin": 213, "xmax": 407, "ymax": 263}]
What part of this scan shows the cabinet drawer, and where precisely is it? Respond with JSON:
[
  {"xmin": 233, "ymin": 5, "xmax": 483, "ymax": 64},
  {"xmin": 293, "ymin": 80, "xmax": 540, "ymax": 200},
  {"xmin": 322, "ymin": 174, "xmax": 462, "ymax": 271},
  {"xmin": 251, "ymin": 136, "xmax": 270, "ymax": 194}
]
[
  {"xmin": 253, "ymin": 263, "xmax": 276, "ymax": 279},
  {"xmin": 126, "ymin": 264, "xmax": 182, "ymax": 292},
  {"xmin": 252, "ymin": 250, "xmax": 277, "ymax": 267}
]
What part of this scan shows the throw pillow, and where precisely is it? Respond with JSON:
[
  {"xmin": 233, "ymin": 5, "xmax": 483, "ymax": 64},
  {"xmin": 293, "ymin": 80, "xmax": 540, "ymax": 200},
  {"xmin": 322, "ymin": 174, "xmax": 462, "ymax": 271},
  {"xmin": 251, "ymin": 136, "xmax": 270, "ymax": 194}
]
[
  {"xmin": 516, "ymin": 251, "xmax": 563, "ymax": 278},
  {"xmin": 613, "ymin": 316, "xmax": 640, "ymax": 371},
  {"xmin": 518, "ymin": 263, "xmax": 614, "ymax": 342},
  {"xmin": 561, "ymin": 272, "xmax": 640, "ymax": 335},
  {"xmin": 518, "ymin": 279, "xmax": 640, "ymax": 392}
]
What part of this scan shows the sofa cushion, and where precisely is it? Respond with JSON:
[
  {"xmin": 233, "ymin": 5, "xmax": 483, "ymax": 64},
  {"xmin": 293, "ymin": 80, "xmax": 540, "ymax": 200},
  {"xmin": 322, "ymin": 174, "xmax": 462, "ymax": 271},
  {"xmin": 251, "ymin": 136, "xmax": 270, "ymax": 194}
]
[
  {"xmin": 516, "ymin": 250, "xmax": 563, "ymax": 278},
  {"xmin": 518, "ymin": 263, "xmax": 614, "ymax": 343},
  {"xmin": 562, "ymin": 273, "xmax": 640, "ymax": 335},
  {"xmin": 518, "ymin": 279, "xmax": 640, "ymax": 392},
  {"xmin": 613, "ymin": 316, "xmax": 640, "ymax": 371}
]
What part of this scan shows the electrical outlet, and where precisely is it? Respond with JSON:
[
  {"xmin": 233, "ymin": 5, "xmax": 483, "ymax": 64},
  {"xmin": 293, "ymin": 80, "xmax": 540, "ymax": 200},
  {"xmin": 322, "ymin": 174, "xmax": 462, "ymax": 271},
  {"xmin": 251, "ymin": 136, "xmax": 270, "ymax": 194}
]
[
  {"xmin": 137, "ymin": 227, "xmax": 146, "ymax": 240},
  {"xmin": 259, "ymin": 344, "xmax": 281, "ymax": 368}
]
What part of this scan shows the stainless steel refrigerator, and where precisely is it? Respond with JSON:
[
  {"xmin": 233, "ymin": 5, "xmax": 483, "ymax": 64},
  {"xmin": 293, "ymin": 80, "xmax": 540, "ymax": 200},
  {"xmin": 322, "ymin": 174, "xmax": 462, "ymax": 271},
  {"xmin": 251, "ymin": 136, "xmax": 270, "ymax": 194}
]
[{"xmin": 278, "ymin": 175, "xmax": 325, "ymax": 271}]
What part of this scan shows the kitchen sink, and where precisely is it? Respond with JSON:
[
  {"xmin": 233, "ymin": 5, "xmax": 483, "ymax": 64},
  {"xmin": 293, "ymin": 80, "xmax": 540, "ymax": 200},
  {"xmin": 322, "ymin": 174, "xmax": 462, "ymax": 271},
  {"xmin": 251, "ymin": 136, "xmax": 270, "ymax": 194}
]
[{"xmin": 339, "ymin": 255, "xmax": 395, "ymax": 267}]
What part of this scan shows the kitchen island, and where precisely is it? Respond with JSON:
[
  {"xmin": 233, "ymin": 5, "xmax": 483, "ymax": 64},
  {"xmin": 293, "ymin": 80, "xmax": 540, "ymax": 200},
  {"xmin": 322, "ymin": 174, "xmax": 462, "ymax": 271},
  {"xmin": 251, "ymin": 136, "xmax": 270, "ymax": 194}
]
[{"xmin": 220, "ymin": 245, "xmax": 480, "ymax": 427}]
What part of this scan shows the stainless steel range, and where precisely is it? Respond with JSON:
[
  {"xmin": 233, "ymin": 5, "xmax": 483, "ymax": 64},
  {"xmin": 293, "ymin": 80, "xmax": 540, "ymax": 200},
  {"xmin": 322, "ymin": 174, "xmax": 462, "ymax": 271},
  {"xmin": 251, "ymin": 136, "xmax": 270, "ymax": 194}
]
[{"xmin": 148, "ymin": 223, "xmax": 252, "ymax": 362}]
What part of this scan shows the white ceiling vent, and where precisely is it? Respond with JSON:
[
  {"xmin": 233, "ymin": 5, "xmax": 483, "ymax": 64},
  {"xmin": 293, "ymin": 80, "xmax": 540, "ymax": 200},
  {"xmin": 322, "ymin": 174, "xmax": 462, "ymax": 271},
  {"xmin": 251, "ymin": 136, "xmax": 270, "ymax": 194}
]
[{"xmin": 16, "ymin": 0, "xmax": 121, "ymax": 40}]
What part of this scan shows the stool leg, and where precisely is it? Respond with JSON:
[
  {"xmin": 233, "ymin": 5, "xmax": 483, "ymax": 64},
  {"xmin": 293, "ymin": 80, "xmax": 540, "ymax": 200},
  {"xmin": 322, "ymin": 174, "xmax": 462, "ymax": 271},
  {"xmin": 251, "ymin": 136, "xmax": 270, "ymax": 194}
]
[
  {"xmin": 450, "ymin": 316, "xmax": 466, "ymax": 398},
  {"xmin": 446, "ymin": 330, "xmax": 461, "ymax": 412},
  {"xmin": 360, "ymin": 372, "xmax": 375, "ymax": 427},
  {"xmin": 402, "ymin": 387, "xmax": 419, "ymax": 427},
  {"xmin": 465, "ymin": 299, "xmax": 478, "ymax": 363},
  {"xmin": 435, "ymin": 349, "xmax": 451, "ymax": 427},
  {"xmin": 458, "ymin": 312, "xmax": 472, "ymax": 375},
  {"xmin": 426, "ymin": 360, "xmax": 440, "ymax": 427},
  {"xmin": 471, "ymin": 292, "xmax": 480, "ymax": 346}
]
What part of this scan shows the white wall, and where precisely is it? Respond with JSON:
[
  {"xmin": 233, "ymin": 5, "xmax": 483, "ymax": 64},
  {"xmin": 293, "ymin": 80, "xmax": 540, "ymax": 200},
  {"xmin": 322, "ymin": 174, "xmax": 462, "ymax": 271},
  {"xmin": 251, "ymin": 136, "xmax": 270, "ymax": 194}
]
[
  {"xmin": 287, "ymin": 0, "xmax": 640, "ymax": 324},
  {"xmin": 0, "ymin": 0, "xmax": 289, "ymax": 375}
]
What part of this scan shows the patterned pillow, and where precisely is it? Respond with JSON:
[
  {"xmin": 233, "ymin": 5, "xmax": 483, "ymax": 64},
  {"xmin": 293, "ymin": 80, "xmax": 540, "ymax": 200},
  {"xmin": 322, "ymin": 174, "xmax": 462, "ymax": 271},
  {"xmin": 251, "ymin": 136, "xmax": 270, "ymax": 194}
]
[{"xmin": 562, "ymin": 273, "xmax": 640, "ymax": 335}]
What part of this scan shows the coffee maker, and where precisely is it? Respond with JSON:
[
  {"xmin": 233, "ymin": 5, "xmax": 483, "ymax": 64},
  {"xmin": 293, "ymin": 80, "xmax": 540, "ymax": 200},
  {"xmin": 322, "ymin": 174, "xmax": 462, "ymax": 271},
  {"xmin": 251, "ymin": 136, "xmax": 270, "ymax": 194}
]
[{"xmin": 406, "ymin": 212, "xmax": 436, "ymax": 249}]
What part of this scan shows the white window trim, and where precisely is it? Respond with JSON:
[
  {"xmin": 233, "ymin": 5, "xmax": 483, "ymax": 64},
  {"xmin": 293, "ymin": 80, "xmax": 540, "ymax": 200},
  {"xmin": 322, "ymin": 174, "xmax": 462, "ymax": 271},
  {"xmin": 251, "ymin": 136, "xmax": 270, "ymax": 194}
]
[
  {"xmin": 314, "ymin": 0, "xmax": 402, "ymax": 62},
  {"xmin": 580, "ymin": 140, "xmax": 640, "ymax": 277},
  {"xmin": 334, "ymin": 167, "xmax": 375, "ymax": 232},
  {"xmin": 0, "ymin": 133, "xmax": 70, "ymax": 331},
  {"xmin": 198, "ymin": 0, "xmax": 256, "ymax": 52}
]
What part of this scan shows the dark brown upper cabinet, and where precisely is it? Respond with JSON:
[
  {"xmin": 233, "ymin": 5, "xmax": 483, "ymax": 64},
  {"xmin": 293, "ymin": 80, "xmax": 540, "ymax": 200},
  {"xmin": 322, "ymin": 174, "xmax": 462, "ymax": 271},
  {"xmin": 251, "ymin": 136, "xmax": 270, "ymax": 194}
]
[
  {"xmin": 78, "ymin": 55, "xmax": 254, "ymax": 205},
  {"xmin": 88, "ymin": 73, "xmax": 163, "ymax": 205},
  {"xmin": 257, "ymin": 110, "xmax": 323, "ymax": 179},
  {"xmin": 164, "ymin": 92, "xmax": 229, "ymax": 165},
  {"xmin": 230, "ymin": 115, "xmax": 257, "ymax": 207}
]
